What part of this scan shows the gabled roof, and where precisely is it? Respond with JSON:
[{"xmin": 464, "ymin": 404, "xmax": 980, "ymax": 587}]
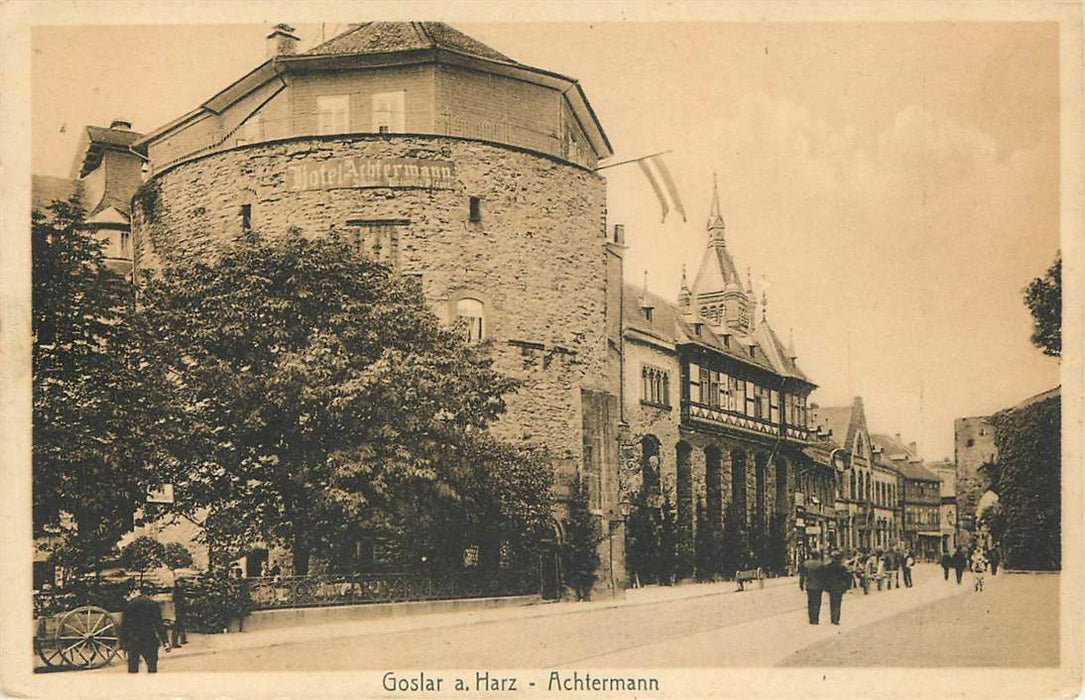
[
  {"xmin": 305, "ymin": 22, "xmax": 514, "ymax": 63},
  {"xmin": 622, "ymin": 282, "xmax": 782, "ymax": 376},
  {"xmin": 870, "ymin": 433, "xmax": 916, "ymax": 462},
  {"xmin": 893, "ymin": 460, "xmax": 941, "ymax": 482},
  {"xmin": 809, "ymin": 399, "xmax": 867, "ymax": 451},
  {"xmin": 753, "ymin": 319, "xmax": 810, "ymax": 382},
  {"xmin": 691, "ymin": 244, "xmax": 742, "ymax": 298},
  {"xmin": 73, "ymin": 125, "xmax": 143, "ymax": 179},
  {"xmin": 32, "ymin": 175, "xmax": 82, "ymax": 212}
]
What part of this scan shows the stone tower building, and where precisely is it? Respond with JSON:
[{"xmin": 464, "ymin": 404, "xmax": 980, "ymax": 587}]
[{"xmin": 130, "ymin": 22, "xmax": 626, "ymax": 592}]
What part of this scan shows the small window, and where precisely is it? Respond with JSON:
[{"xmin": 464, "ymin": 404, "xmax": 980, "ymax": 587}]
[
  {"xmin": 372, "ymin": 91, "xmax": 405, "ymax": 133},
  {"xmin": 240, "ymin": 204, "xmax": 252, "ymax": 230},
  {"xmin": 469, "ymin": 196, "xmax": 481, "ymax": 222},
  {"xmin": 966, "ymin": 438, "xmax": 975, "ymax": 448},
  {"xmin": 317, "ymin": 95, "xmax": 350, "ymax": 135},
  {"xmin": 644, "ymin": 307, "xmax": 653, "ymax": 322},
  {"xmin": 119, "ymin": 230, "xmax": 131, "ymax": 257},
  {"xmin": 456, "ymin": 297, "xmax": 485, "ymax": 343}
]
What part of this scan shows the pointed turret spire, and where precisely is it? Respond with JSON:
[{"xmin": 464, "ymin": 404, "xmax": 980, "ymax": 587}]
[
  {"xmin": 706, "ymin": 172, "xmax": 726, "ymax": 245},
  {"xmin": 761, "ymin": 289, "xmax": 768, "ymax": 321},
  {"xmin": 787, "ymin": 327, "xmax": 797, "ymax": 362},
  {"xmin": 678, "ymin": 263, "xmax": 692, "ymax": 311}
]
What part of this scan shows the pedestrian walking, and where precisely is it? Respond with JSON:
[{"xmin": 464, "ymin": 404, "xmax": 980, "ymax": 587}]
[
  {"xmin": 988, "ymin": 547, "xmax": 1000, "ymax": 576},
  {"xmin": 170, "ymin": 578, "xmax": 189, "ymax": 647},
  {"xmin": 971, "ymin": 549, "xmax": 988, "ymax": 592},
  {"xmin": 119, "ymin": 583, "xmax": 171, "ymax": 673},
  {"xmin": 822, "ymin": 551, "xmax": 852, "ymax": 625},
  {"xmin": 940, "ymin": 551, "xmax": 952, "ymax": 581},
  {"xmin": 902, "ymin": 551, "xmax": 915, "ymax": 588},
  {"xmin": 800, "ymin": 550, "xmax": 825, "ymax": 624},
  {"xmin": 883, "ymin": 550, "xmax": 899, "ymax": 590},
  {"xmin": 875, "ymin": 550, "xmax": 886, "ymax": 591},
  {"xmin": 951, "ymin": 547, "xmax": 967, "ymax": 585}
]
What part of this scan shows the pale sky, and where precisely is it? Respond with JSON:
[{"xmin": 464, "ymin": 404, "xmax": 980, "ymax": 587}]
[{"xmin": 30, "ymin": 18, "xmax": 1061, "ymax": 460}]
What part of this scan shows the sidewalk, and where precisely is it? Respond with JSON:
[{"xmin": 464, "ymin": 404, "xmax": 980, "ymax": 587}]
[{"xmin": 90, "ymin": 574, "xmax": 798, "ymax": 671}]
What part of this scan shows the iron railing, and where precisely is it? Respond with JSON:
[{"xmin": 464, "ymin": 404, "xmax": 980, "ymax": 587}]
[{"xmin": 245, "ymin": 569, "xmax": 538, "ymax": 611}]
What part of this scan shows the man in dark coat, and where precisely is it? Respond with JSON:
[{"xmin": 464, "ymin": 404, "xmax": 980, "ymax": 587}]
[
  {"xmin": 170, "ymin": 578, "xmax": 189, "ymax": 647},
  {"xmin": 800, "ymin": 550, "xmax": 824, "ymax": 624},
  {"xmin": 951, "ymin": 546, "xmax": 968, "ymax": 585},
  {"xmin": 120, "ymin": 583, "xmax": 170, "ymax": 673},
  {"xmin": 988, "ymin": 547, "xmax": 1001, "ymax": 576},
  {"xmin": 822, "ymin": 551, "xmax": 852, "ymax": 625},
  {"xmin": 940, "ymin": 551, "xmax": 952, "ymax": 581}
]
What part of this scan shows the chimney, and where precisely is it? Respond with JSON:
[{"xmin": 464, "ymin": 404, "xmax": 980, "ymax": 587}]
[
  {"xmin": 109, "ymin": 118, "xmax": 132, "ymax": 131},
  {"xmin": 266, "ymin": 23, "xmax": 300, "ymax": 59}
]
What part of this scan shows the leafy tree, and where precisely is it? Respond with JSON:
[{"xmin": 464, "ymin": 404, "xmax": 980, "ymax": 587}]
[
  {"xmin": 991, "ymin": 395, "xmax": 1060, "ymax": 570},
  {"xmin": 694, "ymin": 496, "xmax": 720, "ymax": 580},
  {"xmin": 135, "ymin": 229, "xmax": 545, "ymax": 575},
  {"xmin": 32, "ymin": 196, "xmax": 176, "ymax": 576},
  {"xmin": 762, "ymin": 511, "xmax": 790, "ymax": 575},
  {"xmin": 656, "ymin": 486, "xmax": 679, "ymax": 585},
  {"xmin": 119, "ymin": 536, "xmax": 166, "ymax": 584},
  {"xmin": 719, "ymin": 500, "xmax": 749, "ymax": 576},
  {"xmin": 1024, "ymin": 252, "xmax": 1060, "ymax": 357},
  {"xmin": 161, "ymin": 541, "xmax": 195, "ymax": 578},
  {"xmin": 562, "ymin": 477, "xmax": 602, "ymax": 600},
  {"xmin": 623, "ymin": 486, "xmax": 659, "ymax": 586}
]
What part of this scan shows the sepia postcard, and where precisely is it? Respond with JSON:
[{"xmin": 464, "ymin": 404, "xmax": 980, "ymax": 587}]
[{"xmin": 1, "ymin": 1, "xmax": 1082, "ymax": 699}]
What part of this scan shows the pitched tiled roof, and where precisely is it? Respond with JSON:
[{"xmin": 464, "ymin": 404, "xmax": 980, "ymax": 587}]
[
  {"xmin": 753, "ymin": 319, "xmax": 810, "ymax": 382},
  {"xmin": 808, "ymin": 404, "xmax": 854, "ymax": 448},
  {"xmin": 869, "ymin": 432, "xmax": 914, "ymax": 461},
  {"xmin": 32, "ymin": 175, "xmax": 81, "ymax": 212},
  {"xmin": 893, "ymin": 460, "xmax": 942, "ymax": 482},
  {"xmin": 621, "ymin": 282, "xmax": 781, "ymax": 375},
  {"xmin": 304, "ymin": 22, "xmax": 515, "ymax": 63}
]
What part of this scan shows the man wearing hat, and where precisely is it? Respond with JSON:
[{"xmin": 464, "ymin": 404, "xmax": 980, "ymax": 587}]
[
  {"xmin": 822, "ymin": 551, "xmax": 852, "ymax": 625},
  {"xmin": 799, "ymin": 550, "xmax": 825, "ymax": 624}
]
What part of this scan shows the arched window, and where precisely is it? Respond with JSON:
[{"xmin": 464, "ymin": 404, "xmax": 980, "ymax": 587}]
[{"xmin": 456, "ymin": 298, "xmax": 485, "ymax": 342}]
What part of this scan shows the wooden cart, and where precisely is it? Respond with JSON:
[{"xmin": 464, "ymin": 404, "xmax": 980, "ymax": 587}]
[{"xmin": 35, "ymin": 605, "xmax": 120, "ymax": 670}]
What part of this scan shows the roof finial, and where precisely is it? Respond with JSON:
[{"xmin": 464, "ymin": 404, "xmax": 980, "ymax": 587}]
[
  {"xmin": 681, "ymin": 263, "xmax": 689, "ymax": 289},
  {"xmin": 761, "ymin": 289, "xmax": 768, "ymax": 321},
  {"xmin": 707, "ymin": 171, "xmax": 726, "ymax": 240},
  {"xmin": 746, "ymin": 266, "xmax": 754, "ymax": 294},
  {"xmin": 788, "ymin": 327, "xmax": 797, "ymax": 360}
]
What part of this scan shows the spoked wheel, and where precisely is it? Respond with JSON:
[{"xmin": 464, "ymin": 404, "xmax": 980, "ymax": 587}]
[
  {"xmin": 55, "ymin": 605, "xmax": 119, "ymax": 669},
  {"xmin": 35, "ymin": 618, "xmax": 64, "ymax": 668}
]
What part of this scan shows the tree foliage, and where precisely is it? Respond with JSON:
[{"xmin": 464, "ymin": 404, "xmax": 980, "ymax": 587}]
[
  {"xmin": 136, "ymin": 229, "xmax": 549, "ymax": 575},
  {"xmin": 1024, "ymin": 252, "xmax": 1060, "ymax": 357},
  {"xmin": 562, "ymin": 477, "xmax": 602, "ymax": 600},
  {"xmin": 719, "ymin": 500, "xmax": 750, "ymax": 576},
  {"xmin": 119, "ymin": 536, "xmax": 165, "ymax": 584},
  {"xmin": 32, "ymin": 197, "xmax": 175, "ymax": 574},
  {"xmin": 990, "ymin": 395, "xmax": 1060, "ymax": 570},
  {"xmin": 694, "ymin": 497, "xmax": 721, "ymax": 580},
  {"xmin": 161, "ymin": 541, "xmax": 195, "ymax": 574}
]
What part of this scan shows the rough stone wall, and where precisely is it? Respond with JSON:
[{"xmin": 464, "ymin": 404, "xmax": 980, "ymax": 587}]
[
  {"xmin": 619, "ymin": 337, "xmax": 682, "ymax": 499},
  {"xmin": 133, "ymin": 134, "xmax": 613, "ymax": 472},
  {"xmin": 954, "ymin": 416, "xmax": 997, "ymax": 532}
]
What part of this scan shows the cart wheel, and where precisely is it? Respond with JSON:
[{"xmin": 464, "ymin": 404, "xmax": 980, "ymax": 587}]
[
  {"xmin": 35, "ymin": 617, "xmax": 65, "ymax": 669},
  {"xmin": 56, "ymin": 605, "xmax": 119, "ymax": 669}
]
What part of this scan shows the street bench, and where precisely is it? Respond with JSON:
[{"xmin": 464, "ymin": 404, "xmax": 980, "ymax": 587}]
[{"xmin": 735, "ymin": 568, "xmax": 764, "ymax": 591}]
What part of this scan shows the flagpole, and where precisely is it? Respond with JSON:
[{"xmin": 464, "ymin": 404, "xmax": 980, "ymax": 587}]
[{"xmin": 593, "ymin": 149, "xmax": 673, "ymax": 172}]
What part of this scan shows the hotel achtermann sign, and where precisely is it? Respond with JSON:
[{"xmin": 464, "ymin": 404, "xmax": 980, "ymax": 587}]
[{"xmin": 288, "ymin": 157, "xmax": 457, "ymax": 191}]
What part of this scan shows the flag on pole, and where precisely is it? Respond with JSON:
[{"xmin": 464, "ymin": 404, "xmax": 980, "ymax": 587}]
[{"xmin": 637, "ymin": 155, "xmax": 686, "ymax": 223}]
